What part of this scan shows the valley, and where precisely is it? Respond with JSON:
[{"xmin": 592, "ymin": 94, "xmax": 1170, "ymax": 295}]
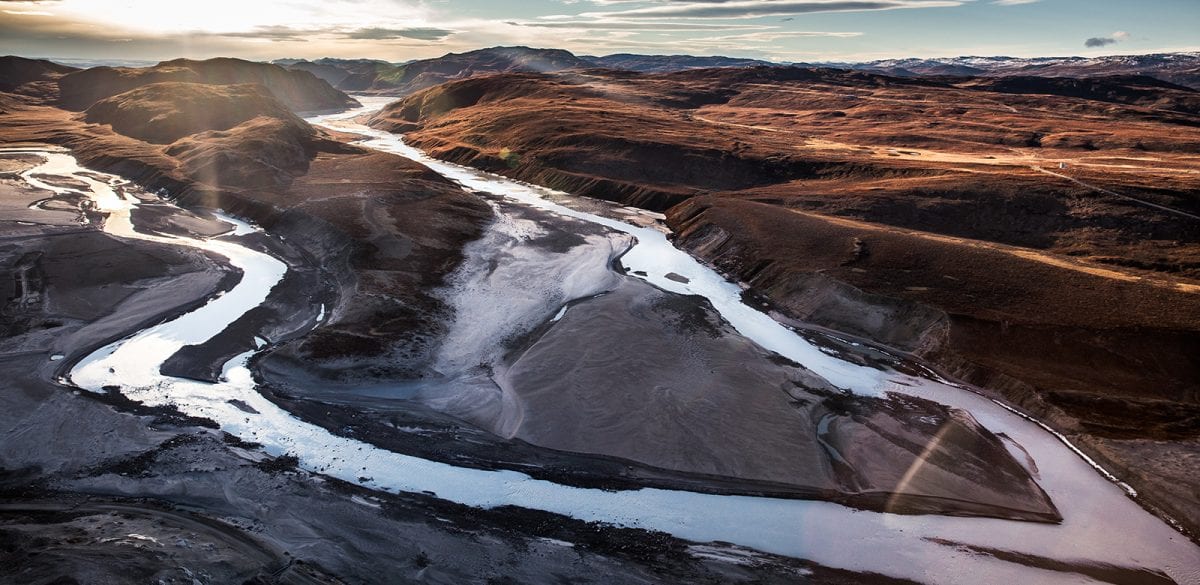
[{"xmin": 1, "ymin": 42, "xmax": 1199, "ymax": 585}]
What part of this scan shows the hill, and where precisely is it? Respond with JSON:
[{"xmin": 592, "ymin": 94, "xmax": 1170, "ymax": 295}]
[
  {"xmin": 0, "ymin": 55, "xmax": 78, "ymax": 90},
  {"xmin": 83, "ymin": 82, "xmax": 306, "ymax": 144},
  {"xmin": 271, "ymin": 49, "xmax": 1200, "ymax": 98},
  {"xmin": 0, "ymin": 55, "xmax": 78, "ymax": 98},
  {"xmin": 0, "ymin": 73, "xmax": 488, "ymax": 382},
  {"xmin": 280, "ymin": 46, "xmax": 588, "ymax": 95},
  {"xmin": 277, "ymin": 47, "xmax": 778, "ymax": 95},
  {"xmin": 958, "ymin": 74, "xmax": 1200, "ymax": 115},
  {"xmin": 57, "ymin": 57, "xmax": 358, "ymax": 112},
  {"xmin": 273, "ymin": 57, "xmax": 393, "ymax": 89}
]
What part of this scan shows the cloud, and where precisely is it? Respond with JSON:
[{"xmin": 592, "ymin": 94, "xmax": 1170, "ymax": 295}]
[
  {"xmin": 157, "ymin": 24, "xmax": 455, "ymax": 43},
  {"xmin": 342, "ymin": 27, "xmax": 455, "ymax": 41},
  {"xmin": 508, "ymin": 20, "xmax": 771, "ymax": 31},
  {"xmin": 711, "ymin": 30, "xmax": 863, "ymax": 40},
  {"xmin": 1085, "ymin": 30, "xmax": 1128, "ymax": 48},
  {"xmin": 992, "ymin": 0, "xmax": 1039, "ymax": 5},
  {"xmin": 217, "ymin": 26, "xmax": 317, "ymax": 40},
  {"xmin": 577, "ymin": 0, "xmax": 963, "ymax": 19},
  {"xmin": 1, "ymin": 0, "xmax": 56, "ymax": 15}
]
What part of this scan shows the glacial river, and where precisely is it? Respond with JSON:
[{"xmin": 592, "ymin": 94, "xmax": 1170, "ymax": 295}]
[{"xmin": 12, "ymin": 98, "xmax": 1198, "ymax": 583}]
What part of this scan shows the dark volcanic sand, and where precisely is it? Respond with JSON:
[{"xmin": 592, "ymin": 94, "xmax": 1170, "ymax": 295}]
[
  {"xmin": 500, "ymin": 279, "xmax": 1057, "ymax": 521},
  {"xmin": 255, "ymin": 192, "xmax": 1057, "ymax": 522}
]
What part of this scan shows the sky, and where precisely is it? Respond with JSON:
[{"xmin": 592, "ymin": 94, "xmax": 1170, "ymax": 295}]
[{"xmin": 0, "ymin": 0, "xmax": 1197, "ymax": 64}]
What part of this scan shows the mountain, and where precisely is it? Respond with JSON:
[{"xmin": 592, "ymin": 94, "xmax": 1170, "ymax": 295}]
[
  {"xmin": 83, "ymin": 82, "xmax": 307, "ymax": 144},
  {"xmin": 279, "ymin": 46, "xmax": 589, "ymax": 95},
  {"xmin": 56, "ymin": 57, "xmax": 359, "ymax": 112},
  {"xmin": 832, "ymin": 52, "xmax": 1200, "ymax": 89},
  {"xmin": 1005, "ymin": 52, "xmax": 1200, "ymax": 89},
  {"xmin": 272, "ymin": 57, "xmax": 393, "ymax": 89},
  {"xmin": 0, "ymin": 55, "xmax": 78, "ymax": 96},
  {"xmin": 71, "ymin": 80, "xmax": 325, "ymax": 189},
  {"xmin": 276, "ymin": 47, "xmax": 779, "ymax": 95},
  {"xmin": 275, "ymin": 48, "xmax": 1200, "ymax": 98},
  {"xmin": 583, "ymin": 53, "xmax": 774, "ymax": 73}
]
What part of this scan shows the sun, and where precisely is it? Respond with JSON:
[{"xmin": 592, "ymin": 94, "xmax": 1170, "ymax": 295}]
[{"xmin": 40, "ymin": 0, "xmax": 430, "ymax": 36}]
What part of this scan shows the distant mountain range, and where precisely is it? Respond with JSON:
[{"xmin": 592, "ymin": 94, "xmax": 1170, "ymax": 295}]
[
  {"xmin": 274, "ymin": 48, "xmax": 588, "ymax": 96},
  {"xmin": 828, "ymin": 52, "xmax": 1200, "ymax": 89},
  {"xmin": 582, "ymin": 53, "xmax": 775, "ymax": 73},
  {"xmin": 271, "ymin": 48, "xmax": 1200, "ymax": 95},
  {"xmin": 272, "ymin": 48, "xmax": 777, "ymax": 95}
]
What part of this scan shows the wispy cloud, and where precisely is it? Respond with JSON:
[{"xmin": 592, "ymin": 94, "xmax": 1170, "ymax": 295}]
[
  {"xmin": 343, "ymin": 27, "xmax": 455, "ymax": 41},
  {"xmin": 509, "ymin": 20, "xmax": 771, "ymax": 31},
  {"xmin": 577, "ymin": 0, "xmax": 963, "ymax": 20},
  {"xmin": 1, "ymin": 0, "xmax": 57, "ymax": 16}
]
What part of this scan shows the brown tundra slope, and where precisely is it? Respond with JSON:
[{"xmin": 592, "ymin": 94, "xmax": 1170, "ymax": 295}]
[
  {"xmin": 372, "ymin": 66, "xmax": 1200, "ymax": 537},
  {"xmin": 0, "ymin": 64, "xmax": 490, "ymax": 383}
]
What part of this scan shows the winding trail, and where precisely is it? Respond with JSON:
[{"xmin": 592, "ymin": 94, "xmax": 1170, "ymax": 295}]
[{"xmin": 9, "ymin": 103, "xmax": 1199, "ymax": 584}]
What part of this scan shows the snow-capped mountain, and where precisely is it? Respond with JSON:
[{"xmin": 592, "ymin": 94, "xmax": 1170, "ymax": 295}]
[{"xmin": 819, "ymin": 53, "xmax": 1200, "ymax": 89}]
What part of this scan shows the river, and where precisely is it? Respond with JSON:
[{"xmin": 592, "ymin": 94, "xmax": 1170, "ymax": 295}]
[{"xmin": 9, "ymin": 98, "xmax": 1197, "ymax": 583}]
